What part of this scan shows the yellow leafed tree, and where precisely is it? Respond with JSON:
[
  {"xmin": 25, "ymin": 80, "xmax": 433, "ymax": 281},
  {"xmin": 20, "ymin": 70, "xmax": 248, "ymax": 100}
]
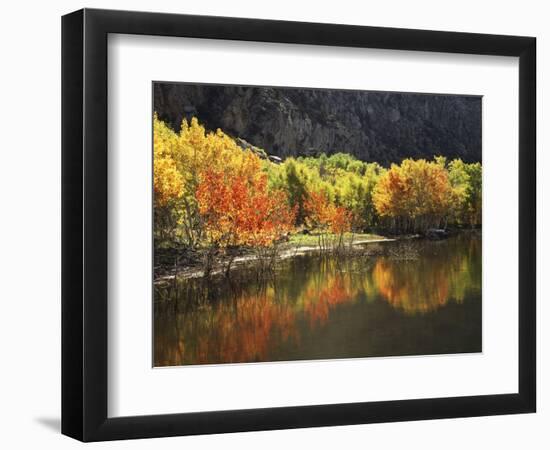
[
  {"xmin": 373, "ymin": 158, "xmax": 455, "ymax": 233},
  {"xmin": 153, "ymin": 114, "xmax": 275, "ymax": 247}
]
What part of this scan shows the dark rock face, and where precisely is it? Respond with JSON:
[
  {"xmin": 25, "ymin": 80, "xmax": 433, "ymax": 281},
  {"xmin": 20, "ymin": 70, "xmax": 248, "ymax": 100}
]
[{"xmin": 154, "ymin": 83, "xmax": 481, "ymax": 165}]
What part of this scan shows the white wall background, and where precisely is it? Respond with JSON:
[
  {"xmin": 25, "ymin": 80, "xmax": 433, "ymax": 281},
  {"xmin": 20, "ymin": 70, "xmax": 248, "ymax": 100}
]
[{"xmin": 0, "ymin": 0, "xmax": 546, "ymax": 448}]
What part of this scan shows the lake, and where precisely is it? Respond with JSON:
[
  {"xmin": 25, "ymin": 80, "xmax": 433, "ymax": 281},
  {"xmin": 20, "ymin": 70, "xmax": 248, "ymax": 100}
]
[{"xmin": 154, "ymin": 233, "xmax": 481, "ymax": 366}]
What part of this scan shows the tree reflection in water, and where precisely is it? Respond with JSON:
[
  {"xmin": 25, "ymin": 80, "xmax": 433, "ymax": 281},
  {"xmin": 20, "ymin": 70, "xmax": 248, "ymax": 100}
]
[{"xmin": 154, "ymin": 234, "xmax": 481, "ymax": 366}]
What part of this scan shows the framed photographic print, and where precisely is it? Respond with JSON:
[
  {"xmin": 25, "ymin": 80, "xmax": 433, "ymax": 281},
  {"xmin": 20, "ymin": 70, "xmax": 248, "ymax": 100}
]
[{"xmin": 62, "ymin": 8, "xmax": 536, "ymax": 441}]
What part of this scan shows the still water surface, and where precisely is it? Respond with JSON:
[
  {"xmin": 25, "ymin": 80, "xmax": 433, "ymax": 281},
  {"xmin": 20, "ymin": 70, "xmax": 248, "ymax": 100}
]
[{"xmin": 154, "ymin": 234, "xmax": 481, "ymax": 366}]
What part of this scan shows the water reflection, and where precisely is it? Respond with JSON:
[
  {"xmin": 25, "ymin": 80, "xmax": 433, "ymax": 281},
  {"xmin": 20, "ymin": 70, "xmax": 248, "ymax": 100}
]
[
  {"xmin": 373, "ymin": 236, "xmax": 481, "ymax": 314},
  {"xmin": 154, "ymin": 234, "xmax": 481, "ymax": 366}
]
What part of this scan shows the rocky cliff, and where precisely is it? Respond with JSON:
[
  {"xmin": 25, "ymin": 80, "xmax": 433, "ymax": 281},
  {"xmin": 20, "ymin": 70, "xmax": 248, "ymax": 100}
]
[{"xmin": 154, "ymin": 83, "xmax": 481, "ymax": 165}]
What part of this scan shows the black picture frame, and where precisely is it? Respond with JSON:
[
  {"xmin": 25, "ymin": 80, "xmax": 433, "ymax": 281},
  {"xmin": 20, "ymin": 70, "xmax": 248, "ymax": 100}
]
[{"xmin": 62, "ymin": 8, "xmax": 536, "ymax": 442}]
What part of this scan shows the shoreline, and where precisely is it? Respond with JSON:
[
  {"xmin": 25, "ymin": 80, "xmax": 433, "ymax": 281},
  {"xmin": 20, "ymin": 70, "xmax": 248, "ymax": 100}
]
[{"xmin": 154, "ymin": 235, "xmax": 417, "ymax": 283}]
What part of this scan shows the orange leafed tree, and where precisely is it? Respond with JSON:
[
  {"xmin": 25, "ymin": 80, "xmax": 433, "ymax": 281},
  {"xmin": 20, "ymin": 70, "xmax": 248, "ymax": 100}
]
[
  {"xmin": 373, "ymin": 158, "xmax": 454, "ymax": 233},
  {"xmin": 304, "ymin": 190, "xmax": 352, "ymax": 235},
  {"xmin": 329, "ymin": 206, "xmax": 353, "ymax": 235},
  {"xmin": 196, "ymin": 169, "xmax": 296, "ymax": 248}
]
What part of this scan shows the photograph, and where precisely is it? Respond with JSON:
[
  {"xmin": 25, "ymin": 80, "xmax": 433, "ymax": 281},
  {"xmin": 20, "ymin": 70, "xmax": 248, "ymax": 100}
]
[
  {"xmin": 0, "ymin": 0, "xmax": 542, "ymax": 446},
  {"xmin": 152, "ymin": 83, "xmax": 482, "ymax": 367}
]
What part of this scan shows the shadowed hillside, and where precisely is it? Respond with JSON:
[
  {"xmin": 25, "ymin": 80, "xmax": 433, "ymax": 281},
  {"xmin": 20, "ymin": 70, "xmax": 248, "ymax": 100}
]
[{"xmin": 154, "ymin": 83, "xmax": 481, "ymax": 165}]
